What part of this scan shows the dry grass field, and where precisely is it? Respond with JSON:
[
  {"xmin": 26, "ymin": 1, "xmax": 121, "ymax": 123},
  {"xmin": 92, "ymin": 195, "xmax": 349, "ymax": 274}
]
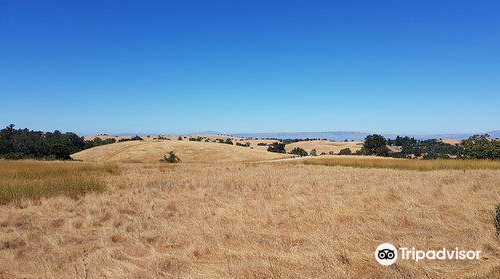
[
  {"xmin": 285, "ymin": 140, "xmax": 363, "ymax": 154},
  {"xmin": 1, "ymin": 160, "xmax": 500, "ymax": 278},
  {"xmin": 0, "ymin": 160, "xmax": 119, "ymax": 204},
  {"xmin": 72, "ymin": 140, "xmax": 289, "ymax": 163},
  {"xmin": 304, "ymin": 156, "xmax": 500, "ymax": 171}
]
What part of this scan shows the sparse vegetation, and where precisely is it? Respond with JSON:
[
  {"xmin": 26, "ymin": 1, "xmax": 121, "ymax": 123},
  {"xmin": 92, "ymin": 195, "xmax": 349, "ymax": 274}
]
[
  {"xmin": 0, "ymin": 160, "xmax": 119, "ymax": 204},
  {"xmin": 159, "ymin": 151, "xmax": 181, "ymax": 163},
  {"xmin": 309, "ymin": 149, "xmax": 318, "ymax": 156},
  {"xmin": 118, "ymin": 136, "xmax": 144, "ymax": 142},
  {"xmin": 189, "ymin": 136, "xmax": 203, "ymax": 141},
  {"xmin": 495, "ymin": 204, "xmax": 500, "ymax": 236},
  {"xmin": 338, "ymin": 148, "xmax": 352, "ymax": 155},
  {"xmin": 267, "ymin": 142, "xmax": 286, "ymax": 153},
  {"xmin": 289, "ymin": 147, "xmax": 308, "ymax": 157},
  {"xmin": 235, "ymin": 142, "xmax": 251, "ymax": 147},
  {"xmin": 84, "ymin": 137, "xmax": 117, "ymax": 149}
]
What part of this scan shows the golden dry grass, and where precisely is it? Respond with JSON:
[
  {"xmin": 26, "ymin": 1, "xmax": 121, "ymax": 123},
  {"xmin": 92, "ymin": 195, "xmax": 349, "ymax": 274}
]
[
  {"xmin": 285, "ymin": 140, "xmax": 363, "ymax": 154},
  {"xmin": 72, "ymin": 140, "xmax": 289, "ymax": 163},
  {"xmin": 303, "ymin": 156, "xmax": 500, "ymax": 171},
  {"xmin": 0, "ymin": 160, "xmax": 119, "ymax": 204},
  {"xmin": 1, "ymin": 162, "xmax": 500, "ymax": 278}
]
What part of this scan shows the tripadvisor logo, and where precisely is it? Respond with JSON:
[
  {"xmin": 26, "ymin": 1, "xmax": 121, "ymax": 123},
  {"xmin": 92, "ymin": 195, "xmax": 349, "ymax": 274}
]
[{"xmin": 375, "ymin": 243, "xmax": 482, "ymax": 266}]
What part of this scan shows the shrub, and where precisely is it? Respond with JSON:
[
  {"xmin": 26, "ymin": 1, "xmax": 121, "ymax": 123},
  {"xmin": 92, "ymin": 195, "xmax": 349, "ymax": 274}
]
[
  {"xmin": 236, "ymin": 142, "xmax": 251, "ymax": 147},
  {"xmin": 257, "ymin": 142, "xmax": 268, "ymax": 146},
  {"xmin": 329, "ymin": 151, "xmax": 335, "ymax": 155},
  {"xmin": 267, "ymin": 142, "xmax": 286, "ymax": 153},
  {"xmin": 189, "ymin": 136, "xmax": 203, "ymax": 141},
  {"xmin": 310, "ymin": 149, "xmax": 318, "ymax": 156},
  {"xmin": 160, "ymin": 151, "xmax": 182, "ymax": 163},
  {"xmin": 118, "ymin": 136, "xmax": 143, "ymax": 142},
  {"xmin": 338, "ymin": 148, "xmax": 352, "ymax": 155},
  {"xmin": 290, "ymin": 147, "xmax": 308, "ymax": 157},
  {"xmin": 178, "ymin": 136, "xmax": 183, "ymax": 141}
]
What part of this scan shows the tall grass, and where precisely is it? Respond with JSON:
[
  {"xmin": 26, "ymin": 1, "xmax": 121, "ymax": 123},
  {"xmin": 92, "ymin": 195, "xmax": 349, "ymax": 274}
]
[
  {"xmin": 303, "ymin": 156, "xmax": 500, "ymax": 171},
  {"xmin": 0, "ymin": 160, "xmax": 119, "ymax": 204}
]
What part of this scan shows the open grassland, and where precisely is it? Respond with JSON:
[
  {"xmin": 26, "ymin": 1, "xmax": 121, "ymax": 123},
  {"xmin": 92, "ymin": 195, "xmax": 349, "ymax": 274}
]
[
  {"xmin": 1, "ymin": 162, "xmax": 500, "ymax": 278},
  {"xmin": 285, "ymin": 140, "xmax": 363, "ymax": 154},
  {"xmin": 303, "ymin": 156, "xmax": 500, "ymax": 171},
  {"xmin": 72, "ymin": 140, "xmax": 289, "ymax": 163},
  {"xmin": 0, "ymin": 160, "xmax": 119, "ymax": 204}
]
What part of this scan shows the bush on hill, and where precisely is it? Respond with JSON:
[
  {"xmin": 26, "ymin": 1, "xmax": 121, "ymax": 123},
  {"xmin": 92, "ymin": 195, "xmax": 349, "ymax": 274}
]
[
  {"xmin": 267, "ymin": 142, "xmax": 286, "ymax": 153},
  {"xmin": 290, "ymin": 147, "xmax": 308, "ymax": 157},
  {"xmin": 338, "ymin": 148, "xmax": 352, "ymax": 155},
  {"xmin": 159, "ymin": 151, "xmax": 181, "ymax": 163}
]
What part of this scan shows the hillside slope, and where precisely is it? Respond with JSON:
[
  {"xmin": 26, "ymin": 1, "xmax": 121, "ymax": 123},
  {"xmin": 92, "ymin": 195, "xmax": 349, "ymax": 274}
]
[
  {"xmin": 71, "ymin": 140, "xmax": 289, "ymax": 163},
  {"xmin": 285, "ymin": 140, "xmax": 363, "ymax": 154}
]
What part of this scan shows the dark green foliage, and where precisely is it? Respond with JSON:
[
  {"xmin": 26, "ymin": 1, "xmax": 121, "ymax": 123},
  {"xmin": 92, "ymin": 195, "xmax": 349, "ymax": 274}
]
[
  {"xmin": 159, "ymin": 151, "xmax": 181, "ymax": 163},
  {"xmin": 310, "ymin": 149, "xmax": 318, "ymax": 156},
  {"xmin": 267, "ymin": 142, "xmax": 286, "ymax": 153},
  {"xmin": 84, "ymin": 137, "xmax": 116, "ymax": 149},
  {"xmin": 290, "ymin": 147, "xmax": 308, "ymax": 157},
  {"xmin": 118, "ymin": 136, "xmax": 143, "ymax": 142},
  {"xmin": 388, "ymin": 136, "xmax": 417, "ymax": 147},
  {"xmin": 360, "ymin": 134, "xmax": 390, "ymax": 156},
  {"xmin": 257, "ymin": 142, "xmax": 268, "ymax": 146},
  {"xmin": 338, "ymin": 148, "xmax": 352, "ymax": 155},
  {"xmin": 236, "ymin": 142, "xmax": 251, "ymax": 147},
  {"xmin": 189, "ymin": 136, "xmax": 203, "ymax": 141},
  {"xmin": 0, "ymin": 124, "xmax": 86, "ymax": 160},
  {"xmin": 216, "ymin": 138, "xmax": 233, "ymax": 145},
  {"xmin": 462, "ymin": 134, "xmax": 500, "ymax": 160}
]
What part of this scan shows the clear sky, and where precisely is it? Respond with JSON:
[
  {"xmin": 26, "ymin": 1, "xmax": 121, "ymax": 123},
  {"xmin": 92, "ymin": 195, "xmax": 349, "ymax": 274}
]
[{"xmin": 1, "ymin": 0, "xmax": 499, "ymax": 135}]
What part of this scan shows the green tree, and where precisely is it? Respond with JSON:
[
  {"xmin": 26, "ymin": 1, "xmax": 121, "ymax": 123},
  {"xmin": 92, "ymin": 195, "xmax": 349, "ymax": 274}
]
[
  {"xmin": 361, "ymin": 134, "xmax": 390, "ymax": 156},
  {"xmin": 462, "ymin": 134, "xmax": 500, "ymax": 159},
  {"xmin": 290, "ymin": 147, "xmax": 308, "ymax": 157},
  {"xmin": 338, "ymin": 148, "xmax": 352, "ymax": 155},
  {"xmin": 267, "ymin": 142, "xmax": 286, "ymax": 153}
]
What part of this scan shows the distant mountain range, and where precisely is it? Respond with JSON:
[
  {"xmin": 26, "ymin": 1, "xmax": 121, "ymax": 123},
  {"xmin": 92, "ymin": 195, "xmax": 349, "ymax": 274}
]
[{"xmin": 232, "ymin": 130, "xmax": 500, "ymax": 141}]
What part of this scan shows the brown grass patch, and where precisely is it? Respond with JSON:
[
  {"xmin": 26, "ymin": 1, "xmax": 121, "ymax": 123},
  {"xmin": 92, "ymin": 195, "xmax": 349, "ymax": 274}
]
[
  {"xmin": 0, "ymin": 163, "xmax": 500, "ymax": 278},
  {"xmin": 303, "ymin": 156, "xmax": 500, "ymax": 171},
  {"xmin": 0, "ymin": 160, "xmax": 119, "ymax": 204}
]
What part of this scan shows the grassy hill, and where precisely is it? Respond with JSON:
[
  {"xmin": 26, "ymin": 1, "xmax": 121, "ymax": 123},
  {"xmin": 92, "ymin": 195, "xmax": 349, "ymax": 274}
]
[
  {"xmin": 285, "ymin": 140, "xmax": 363, "ymax": 154},
  {"xmin": 71, "ymin": 139, "xmax": 289, "ymax": 163}
]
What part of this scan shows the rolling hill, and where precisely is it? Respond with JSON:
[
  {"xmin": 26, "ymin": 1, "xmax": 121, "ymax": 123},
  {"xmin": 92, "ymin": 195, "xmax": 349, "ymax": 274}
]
[{"xmin": 71, "ymin": 139, "xmax": 289, "ymax": 163}]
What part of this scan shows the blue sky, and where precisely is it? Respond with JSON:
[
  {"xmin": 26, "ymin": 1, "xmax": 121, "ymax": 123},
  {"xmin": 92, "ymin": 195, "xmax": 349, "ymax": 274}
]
[{"xmin": 1, "ymin": 0, "xmax": 499, "ymax": 135}]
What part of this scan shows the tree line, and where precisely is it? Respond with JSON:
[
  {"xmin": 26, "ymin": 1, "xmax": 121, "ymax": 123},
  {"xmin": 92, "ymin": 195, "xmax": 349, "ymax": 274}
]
[
  {"xmin": 0, "ymin": 124, "xmax": 119, "ymax": 160},
  {"xmin": 358, "ymin": 134, "xmax": 500, "ymax": 160}
]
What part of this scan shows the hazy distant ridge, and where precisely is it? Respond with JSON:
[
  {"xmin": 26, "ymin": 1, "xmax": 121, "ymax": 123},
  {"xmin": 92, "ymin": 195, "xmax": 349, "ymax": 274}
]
[{"xmin": 233, "ymin": 130, "xmax": 500, "ymax": 141}]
